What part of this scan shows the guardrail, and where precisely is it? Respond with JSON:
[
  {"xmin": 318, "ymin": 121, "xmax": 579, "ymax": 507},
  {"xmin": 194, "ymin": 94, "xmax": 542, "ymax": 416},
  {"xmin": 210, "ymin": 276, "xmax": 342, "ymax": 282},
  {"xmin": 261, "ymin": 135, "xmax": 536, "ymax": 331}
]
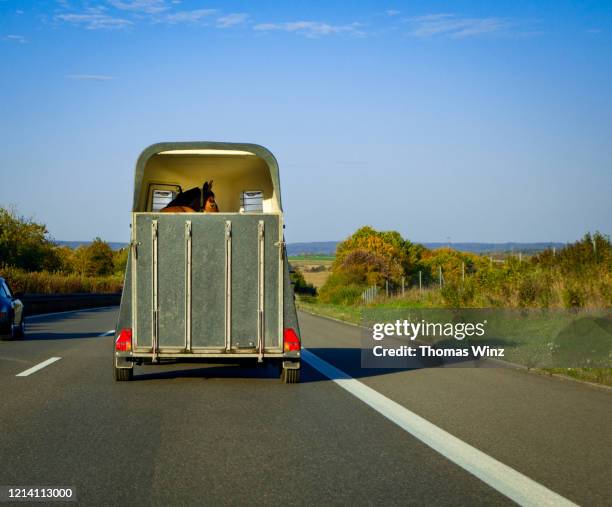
[{"xmin": 22, "ymin": 293, "xmax": 121, "ymax": 316}]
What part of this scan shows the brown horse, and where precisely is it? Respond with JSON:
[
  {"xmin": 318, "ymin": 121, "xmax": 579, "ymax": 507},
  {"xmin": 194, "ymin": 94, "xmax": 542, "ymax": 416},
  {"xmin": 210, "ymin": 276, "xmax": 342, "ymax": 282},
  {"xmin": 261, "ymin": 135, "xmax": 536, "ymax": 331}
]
[
  {"xmin": 202, "ymin": 180, "xmax": 218, "ymax": 212},
  {"xmin": 161, "ymin": 181, "xmax": 219, "ymax": 213}
]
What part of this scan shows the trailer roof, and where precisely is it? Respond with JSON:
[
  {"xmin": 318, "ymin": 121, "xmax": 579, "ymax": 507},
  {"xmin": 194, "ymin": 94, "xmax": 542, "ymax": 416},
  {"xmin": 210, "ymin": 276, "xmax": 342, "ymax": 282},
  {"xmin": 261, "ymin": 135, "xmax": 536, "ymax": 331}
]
[{"xmin": 133, "ymin": 142, "xmax": 283, "ymax": 212}]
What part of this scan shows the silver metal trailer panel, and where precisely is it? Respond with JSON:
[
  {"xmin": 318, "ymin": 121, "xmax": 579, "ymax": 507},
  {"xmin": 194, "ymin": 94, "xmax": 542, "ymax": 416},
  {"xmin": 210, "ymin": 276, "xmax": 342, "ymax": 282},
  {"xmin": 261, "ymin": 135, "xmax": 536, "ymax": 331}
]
[{"xmin": 114, "ymin": 142, "xmax": 301, "ymax": 383}]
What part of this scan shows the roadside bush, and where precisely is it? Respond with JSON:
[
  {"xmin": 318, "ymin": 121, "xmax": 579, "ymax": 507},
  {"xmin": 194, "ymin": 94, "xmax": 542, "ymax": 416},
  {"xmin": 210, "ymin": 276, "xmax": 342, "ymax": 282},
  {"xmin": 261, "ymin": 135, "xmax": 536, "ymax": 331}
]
[
  {"xmin": 0, "ymin": 207, "xmax": 61, "ymax": 271},
  {"xmin": 0, "ymin": 266, "xmax": 123, "ymax": 294},
  {"xmin": 290, "ymin": 269, "xmax": 317, "ymax": 296},
  {"xmin": 85, "ymin": 237, "xmax": 115, "ymax": 276},
  {"xmin": 441, "ymin": 280, "xmax": 476, "ymax": 307},
  {"xmin": 318, "ymin": 271, "xmax": 364, "ymax": 305}
]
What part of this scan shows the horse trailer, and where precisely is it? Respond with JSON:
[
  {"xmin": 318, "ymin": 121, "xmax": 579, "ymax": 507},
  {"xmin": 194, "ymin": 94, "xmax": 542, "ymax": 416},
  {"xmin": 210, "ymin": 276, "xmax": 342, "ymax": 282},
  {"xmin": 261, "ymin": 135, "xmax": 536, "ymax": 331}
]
[{"xmin": 113, "ymin": 142, "xmax": 301, "ymax": 383}]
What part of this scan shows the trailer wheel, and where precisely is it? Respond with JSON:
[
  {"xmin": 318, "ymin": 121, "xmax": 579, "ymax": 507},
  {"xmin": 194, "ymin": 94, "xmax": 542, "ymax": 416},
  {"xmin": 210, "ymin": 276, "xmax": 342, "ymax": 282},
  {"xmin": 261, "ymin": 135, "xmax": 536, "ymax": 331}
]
[
  {"xmin": 114, "ymin": 365, "xmax": 133, "ymax": 381},
  {"xmin": 281, "ymin": 367, "xmax": 300, "ymax": 384}
]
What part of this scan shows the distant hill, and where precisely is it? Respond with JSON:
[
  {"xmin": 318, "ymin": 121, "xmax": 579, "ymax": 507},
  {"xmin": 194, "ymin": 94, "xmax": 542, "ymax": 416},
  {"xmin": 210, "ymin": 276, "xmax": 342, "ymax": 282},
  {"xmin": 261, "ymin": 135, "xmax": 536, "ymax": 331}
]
[
  {"xmin": 287, "ymin": 242, "xmax": 339, "ymax": 256},
  {"xmin": 420, "ymin": 242, "xmax": 566, "ymax": 254},
  {"xmin": 55, "ymin": 240, "xmax": 128, "ymax": 251},
  {"xmin": 287, "ymin": 241, "xmax": 566, "ymax": 256},
  {"xmin": 56, "ymin": 239, "xmax": 566, "ymax": 256}
]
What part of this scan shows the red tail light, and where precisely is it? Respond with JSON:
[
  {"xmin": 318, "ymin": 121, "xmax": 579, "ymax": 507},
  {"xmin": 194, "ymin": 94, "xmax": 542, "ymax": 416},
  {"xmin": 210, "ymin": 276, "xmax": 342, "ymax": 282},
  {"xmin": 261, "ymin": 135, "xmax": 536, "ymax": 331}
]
[
  {"xmin": 283, "ymin": 328, "xmax": 300, "ymax": 352},
  {"xmin": 115, "ymin": 328, "xmax": 132, "ymax": 352}
]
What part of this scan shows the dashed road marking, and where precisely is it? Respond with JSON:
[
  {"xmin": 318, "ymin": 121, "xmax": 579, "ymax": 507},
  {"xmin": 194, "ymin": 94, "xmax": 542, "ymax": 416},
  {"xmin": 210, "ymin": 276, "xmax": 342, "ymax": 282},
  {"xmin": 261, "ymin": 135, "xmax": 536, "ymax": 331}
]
[{"xmin": 16, "ymin": 357, "xmax": 62, "ymax": 377}]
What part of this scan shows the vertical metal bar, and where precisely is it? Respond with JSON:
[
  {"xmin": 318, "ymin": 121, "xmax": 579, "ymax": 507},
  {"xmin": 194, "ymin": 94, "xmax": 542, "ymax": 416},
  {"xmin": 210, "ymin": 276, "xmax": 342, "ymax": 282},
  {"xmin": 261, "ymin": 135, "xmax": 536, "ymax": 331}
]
[
  {"xmin": 278, "ymin": 214, "xmax": 284, "ymax": 350},
  {"xmin": 131, "ymin": 214, "xmax": 138, "ymax": 348},
  {"xmin": 152, "ymin": 219, "xmax": 159, "ymax": 360},
  {"xmin": 257, "ymin": 220, "xmax": 265, "ymax": 362},
  {"xmin": 185, "ymin": 220, "xmax": 192, "ymax": 352},
  {"xmin": 224, "ymin": 221, "xmax": 232, "ymax": 351}
]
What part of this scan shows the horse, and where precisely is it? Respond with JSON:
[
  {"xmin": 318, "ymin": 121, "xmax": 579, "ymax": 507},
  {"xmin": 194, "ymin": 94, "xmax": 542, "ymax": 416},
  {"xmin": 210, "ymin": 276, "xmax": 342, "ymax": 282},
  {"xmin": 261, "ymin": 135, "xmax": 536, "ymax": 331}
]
[
  {"xmin": 161, "ymin": 181, "xmax": 219, "ymax": 213},
  {"xmin": 202, "ymin": 180, "xmax": 218, "ymax": 212}
]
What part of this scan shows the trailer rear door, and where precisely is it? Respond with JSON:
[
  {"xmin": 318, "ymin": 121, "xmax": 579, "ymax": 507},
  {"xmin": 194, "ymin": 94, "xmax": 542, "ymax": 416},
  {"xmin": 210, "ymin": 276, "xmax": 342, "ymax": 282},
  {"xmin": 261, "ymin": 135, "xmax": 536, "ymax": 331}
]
[{"xmin": 132, "ymin": 213, "xmax": 282, "ymax": 354}]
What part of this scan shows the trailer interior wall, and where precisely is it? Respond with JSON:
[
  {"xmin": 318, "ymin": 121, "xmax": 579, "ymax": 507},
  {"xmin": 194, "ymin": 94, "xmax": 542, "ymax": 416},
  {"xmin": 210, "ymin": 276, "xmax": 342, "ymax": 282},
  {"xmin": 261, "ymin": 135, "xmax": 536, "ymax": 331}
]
[{"xmin": 138, "ymin": 153, "xmax": 279, "ymax": 213}]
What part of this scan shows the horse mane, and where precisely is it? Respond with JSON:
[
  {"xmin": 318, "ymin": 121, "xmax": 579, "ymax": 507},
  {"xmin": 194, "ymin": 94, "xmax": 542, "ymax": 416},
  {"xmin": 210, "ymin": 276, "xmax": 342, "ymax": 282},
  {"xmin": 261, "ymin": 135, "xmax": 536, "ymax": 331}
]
[{"xmin": 165, "ymin": 187, "xmax": 202, "ymax": 211}]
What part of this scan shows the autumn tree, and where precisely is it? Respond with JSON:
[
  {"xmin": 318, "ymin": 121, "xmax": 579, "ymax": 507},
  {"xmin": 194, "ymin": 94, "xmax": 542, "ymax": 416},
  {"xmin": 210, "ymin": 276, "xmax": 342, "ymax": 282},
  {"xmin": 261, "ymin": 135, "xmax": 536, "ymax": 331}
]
[
  {"xmin": 0, "ymin": 206, "xmax": 60, "ymax": 271},
  {"xmin": 85, "ymin": 238, "xmax": 115, "ymax": 276}
]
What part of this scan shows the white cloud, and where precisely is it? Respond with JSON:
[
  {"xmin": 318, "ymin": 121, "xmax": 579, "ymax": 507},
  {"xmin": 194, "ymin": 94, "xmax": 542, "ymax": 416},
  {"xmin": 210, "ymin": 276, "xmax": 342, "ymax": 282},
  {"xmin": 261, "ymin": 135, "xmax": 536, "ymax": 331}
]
[
  {"xmin": 254, "ymin": 20, "xmax": 364, "ymax": 38},
  {"xmin": 217, "ymin": 13, "xmax": 249, "ymax": 28},
  {"xmin": 107, "ymin": 0, "xmax": 168, "ymax": 13},
  {"xmin": 4, "ymin": 34, "xmax": 28, "ymax": 44},
  {"xmin": 385, "ymin": 10, "xmax": 400, "ymax": 17},
  {"xmin": 165, "ymin": 8, "xmax": 217, "ymax": 24},
  {"xmin": 56, "ymin": 13, "xmax": 133, "ymax": 30},
  {"xmin": 405, "ymin": 13, "xmax": 510, "ymax": 38},
  {"xmin": 66, "ymin": 74, "xmax": 116, "ymax": 80}
]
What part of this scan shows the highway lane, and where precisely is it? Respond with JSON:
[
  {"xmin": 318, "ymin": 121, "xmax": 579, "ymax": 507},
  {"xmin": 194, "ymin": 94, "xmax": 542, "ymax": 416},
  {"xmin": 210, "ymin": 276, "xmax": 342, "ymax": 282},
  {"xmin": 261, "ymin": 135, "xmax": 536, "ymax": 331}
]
[
  {"xmin": 299, "ymin": 311, "xmax": 612, "ymax": 506},
  {"xmin": 0, "ymin": 307, "xmax": 609, "ymax": 505}
]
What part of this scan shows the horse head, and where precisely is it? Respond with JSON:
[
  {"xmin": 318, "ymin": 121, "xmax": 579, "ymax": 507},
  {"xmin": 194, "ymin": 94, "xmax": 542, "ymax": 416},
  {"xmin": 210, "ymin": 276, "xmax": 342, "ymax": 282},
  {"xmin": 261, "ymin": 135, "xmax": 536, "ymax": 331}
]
[
  {"xmin": 163, "ymin": 186, "xmax": 202, "ymax": 212},
  {"xmin": 202, "ymin": 180, "xmax": 218, "ymax": 212}
]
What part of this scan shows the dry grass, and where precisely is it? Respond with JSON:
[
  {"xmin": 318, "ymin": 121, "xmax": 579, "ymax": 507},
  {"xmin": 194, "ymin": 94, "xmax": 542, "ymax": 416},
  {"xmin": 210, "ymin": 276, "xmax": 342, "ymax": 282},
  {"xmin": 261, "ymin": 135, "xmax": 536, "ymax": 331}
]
[
  {"xmin": 290, "ymin": 260, "xmax": 333, "ymax": 289},
  {"xmin": 0, "ymin": 267, "xmax": 123, "ymax": 294}
]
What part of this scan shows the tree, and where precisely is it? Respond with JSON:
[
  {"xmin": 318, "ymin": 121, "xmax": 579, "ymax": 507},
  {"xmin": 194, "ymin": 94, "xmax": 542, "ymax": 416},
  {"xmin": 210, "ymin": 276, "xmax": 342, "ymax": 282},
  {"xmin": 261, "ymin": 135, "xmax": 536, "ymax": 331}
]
[
  {"xmin": 54, "ymin": 245, "xmax": 77, "ymax": 274},
  {"xmin": 85, "ymin": 238, "xmax": 114, "ymax": 276},
  {"xmin": 113, "ymin": 247, "xmax": 129, "ymax": 276},
  {"xmin": 319, "ymin": 226, "xmax": 421, "ymax": 304},
  {"xmin": 0, "ymin": 206, "xmax": 60, "ymax": 271},
  {"xmin": 333, "ymin": 226, "xmax": 418, "ymax": 284}
]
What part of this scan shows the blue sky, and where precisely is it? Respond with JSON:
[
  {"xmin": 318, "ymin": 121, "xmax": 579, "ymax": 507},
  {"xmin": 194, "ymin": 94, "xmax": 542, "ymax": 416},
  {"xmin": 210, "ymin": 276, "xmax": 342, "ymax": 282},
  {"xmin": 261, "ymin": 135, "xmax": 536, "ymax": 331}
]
[{"xmin": 0, "ymin": 1, "xmax": 610, "ymax": 244}]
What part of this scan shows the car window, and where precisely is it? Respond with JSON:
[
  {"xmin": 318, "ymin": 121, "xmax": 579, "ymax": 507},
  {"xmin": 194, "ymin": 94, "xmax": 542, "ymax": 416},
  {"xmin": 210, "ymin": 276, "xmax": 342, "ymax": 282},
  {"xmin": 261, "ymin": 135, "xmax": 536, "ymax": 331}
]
[{"xmin": 1, "ymin": 281, "xmax": 12, "ymax": 298}]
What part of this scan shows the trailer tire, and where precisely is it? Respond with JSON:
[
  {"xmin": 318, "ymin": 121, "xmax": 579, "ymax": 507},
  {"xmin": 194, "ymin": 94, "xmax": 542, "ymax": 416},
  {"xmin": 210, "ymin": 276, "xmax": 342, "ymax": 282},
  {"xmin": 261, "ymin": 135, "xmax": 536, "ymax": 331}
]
[
  {"xmin": 281, "ymin": 367, "xmax": 300, "ymax": 384},
  {"xmin": 114, "ymin": 366, "xmax": 133, "ymax": 381}
]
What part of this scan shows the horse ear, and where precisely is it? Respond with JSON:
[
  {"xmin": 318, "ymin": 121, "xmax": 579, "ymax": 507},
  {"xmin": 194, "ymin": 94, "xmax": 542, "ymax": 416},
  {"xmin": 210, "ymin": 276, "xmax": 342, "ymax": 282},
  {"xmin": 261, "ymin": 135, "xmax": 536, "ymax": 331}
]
[{"xmin": 203, "ymin": 181, "xmax": 209, "ymax": 194}]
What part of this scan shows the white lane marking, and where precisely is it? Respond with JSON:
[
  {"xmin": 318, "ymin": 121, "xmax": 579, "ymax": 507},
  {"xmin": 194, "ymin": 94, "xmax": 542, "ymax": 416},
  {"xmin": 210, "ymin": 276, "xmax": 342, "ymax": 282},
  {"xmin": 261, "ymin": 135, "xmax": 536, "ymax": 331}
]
[
  {"xmin": 16, "ymin": 357, "xmax": 62, "ymax": 377},
  {"xmin": 99, "ymin": 329, "xmax": 115, "ymax": 337},
  {"xmin": 301, "ymin": 349, "xmax": 577, "ymax": 507},
  {"xmin": 26, "ymin": 307, "xmax": 118, "ymax": 320}
]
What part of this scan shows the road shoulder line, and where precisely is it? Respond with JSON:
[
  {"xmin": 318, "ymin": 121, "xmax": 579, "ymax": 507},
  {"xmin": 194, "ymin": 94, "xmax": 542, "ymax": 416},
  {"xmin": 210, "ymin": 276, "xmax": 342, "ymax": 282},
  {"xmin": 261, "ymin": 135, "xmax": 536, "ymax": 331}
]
[{"xmin": 302, "ymin": 348, "xmax": 577, "ymax": 507}]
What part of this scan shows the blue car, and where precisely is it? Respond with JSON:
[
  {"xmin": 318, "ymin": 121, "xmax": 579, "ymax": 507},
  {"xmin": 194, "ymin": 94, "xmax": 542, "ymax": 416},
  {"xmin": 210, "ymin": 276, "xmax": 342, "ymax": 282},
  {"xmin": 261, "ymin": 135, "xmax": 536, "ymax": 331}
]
[{"xmin": 0, "ymin": 277, "xmax": 25, "ymax": 340}]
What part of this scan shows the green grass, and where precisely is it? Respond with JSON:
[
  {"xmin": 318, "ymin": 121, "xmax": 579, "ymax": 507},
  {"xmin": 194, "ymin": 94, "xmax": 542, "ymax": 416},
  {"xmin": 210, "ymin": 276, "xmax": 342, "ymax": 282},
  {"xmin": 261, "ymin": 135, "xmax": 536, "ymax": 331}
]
[
  {"xmin": 296, "ymin": 297, "xmax": 362, "ymax": 324},
  {"xmin": 289, "ymin": 255, "xmax": 335, "ymax": 261},
  {"xmin": 298, "ymin": 296, "xmax": 612, "ymax": 387},
  {"xmin": 540, "ymin": 368, "xmax": 612, "ymax": 387}
]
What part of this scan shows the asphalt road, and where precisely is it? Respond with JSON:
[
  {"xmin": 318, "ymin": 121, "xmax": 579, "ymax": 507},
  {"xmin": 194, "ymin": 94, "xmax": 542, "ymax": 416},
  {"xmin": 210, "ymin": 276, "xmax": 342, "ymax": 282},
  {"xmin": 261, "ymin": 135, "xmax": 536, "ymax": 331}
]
[{"xmin": 0, "ymin": 307, "xmax": 610, "ymax": 506}]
